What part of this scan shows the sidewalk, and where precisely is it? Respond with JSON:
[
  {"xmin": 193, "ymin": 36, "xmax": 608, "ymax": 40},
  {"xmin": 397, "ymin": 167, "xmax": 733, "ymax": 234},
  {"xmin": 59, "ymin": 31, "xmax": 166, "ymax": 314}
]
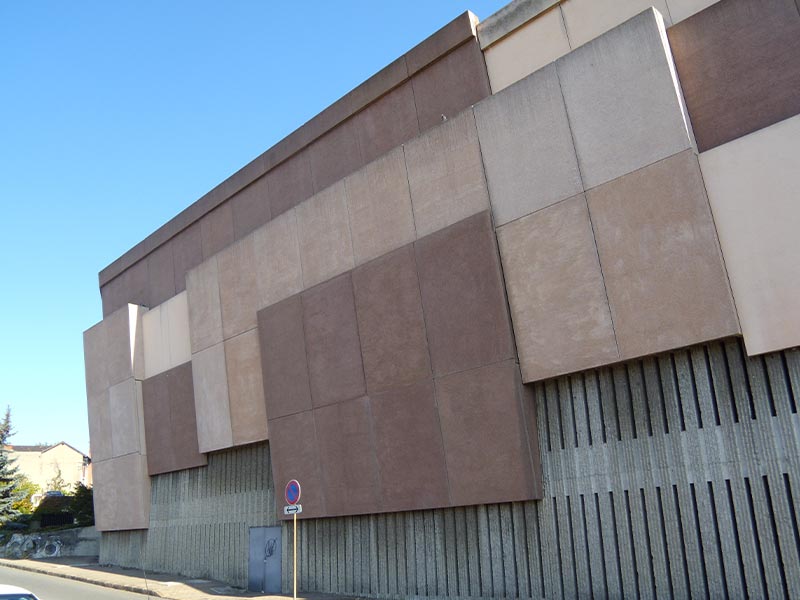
[{"xmin": 0, "ymin": 556, "xmax": 357, "ymax": 600}]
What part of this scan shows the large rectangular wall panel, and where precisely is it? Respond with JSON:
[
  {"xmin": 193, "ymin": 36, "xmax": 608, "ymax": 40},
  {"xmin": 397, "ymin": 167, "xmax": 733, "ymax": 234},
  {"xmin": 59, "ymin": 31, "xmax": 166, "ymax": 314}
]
[
  {"xmin": 404, "ymin": 110, "xmax": 490, "ymax": 239},
  {"xmin": 225, "ymin": 329, "xmax": 268, "ymax": 446},
  {"xmin": 109, "ymin": 378, "xmax": 145, "ymax": 458},
  {"xmin": 556, "ymin": 8, "xmax": 692, "ymax": 189},
  {"xmin": 587, "ymin": 149, "xmax": 739, "ymax": 359},
  {"xmin": 93, "ymin": 453, "xmax": 150, "ymax": 531},
  {"xmin": 252, "ymin": 208, "xmax": 303, "ymax": 310},
  {"xmin": 142, "ymin": 291, "xmax": 191, "ymax": 379},
  {"xmin": 560, "ymin": 0, "xmax": 672, "ymax": 49},
  {"xmin": 497, "ymin": 194, "xmax": 618, "ymax": 382},
  {"xmin": 217, "ymin": 235, "xmax": 259, "ymax": 340},
  {"xmin": 186, "ymin": 257, "xmax": 223, "ymax": 354},
  {"xmin": 191, "ymin": 342, "xmax": 233, "ymax": 453},
  {"xmin": 699, "ymin": 114, "xmax": 800, "ymax": 355},
  {"xmin": 414, "ymin": 211, "xmax": 514, "ymax": 377},
  {"xmin": 668, "ymin": 0, "xmax": 800, "ymax": 152},
  {"xmin": 474, "ymin": 62, "xmax": 582, "ymax": 226}
]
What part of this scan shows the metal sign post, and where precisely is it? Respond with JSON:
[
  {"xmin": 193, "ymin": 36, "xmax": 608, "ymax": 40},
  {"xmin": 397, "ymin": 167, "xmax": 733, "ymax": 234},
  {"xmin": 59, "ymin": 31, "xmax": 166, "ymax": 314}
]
[{"xmin": 284, "ymin": 480, "xmax": 302, "ymax": 600}]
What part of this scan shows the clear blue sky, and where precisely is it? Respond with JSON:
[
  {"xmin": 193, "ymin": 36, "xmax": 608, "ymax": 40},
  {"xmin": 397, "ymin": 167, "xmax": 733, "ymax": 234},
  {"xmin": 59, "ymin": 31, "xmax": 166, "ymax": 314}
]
[{"xmin": 0, "ymin": 1, "xmax": 507, "ymax": 458}]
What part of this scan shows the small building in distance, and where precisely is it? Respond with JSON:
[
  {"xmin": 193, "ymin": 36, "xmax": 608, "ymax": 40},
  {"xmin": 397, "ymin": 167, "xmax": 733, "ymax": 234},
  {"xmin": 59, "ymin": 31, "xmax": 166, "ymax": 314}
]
[{"xmin": 7, "ymin": 442, "xmax": 92, "ymax": 498}]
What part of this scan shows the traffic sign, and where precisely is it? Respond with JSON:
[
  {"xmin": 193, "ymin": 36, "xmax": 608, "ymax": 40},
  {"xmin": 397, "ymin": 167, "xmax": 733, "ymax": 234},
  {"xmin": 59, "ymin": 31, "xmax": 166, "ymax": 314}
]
[
  {"xmin": 285, "ymin": 479, "xmax": 301, "ymax": 505},
  {"xmin": 283, "ymin": 504, "xmax": 303, "ymax": 516}
]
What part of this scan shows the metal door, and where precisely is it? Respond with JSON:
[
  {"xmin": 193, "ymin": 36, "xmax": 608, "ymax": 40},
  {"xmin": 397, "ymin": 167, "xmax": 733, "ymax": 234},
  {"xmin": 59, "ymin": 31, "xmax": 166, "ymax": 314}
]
[{"xmin": 248, "ymin": 526, "xmax": 282, "ymax": 593}]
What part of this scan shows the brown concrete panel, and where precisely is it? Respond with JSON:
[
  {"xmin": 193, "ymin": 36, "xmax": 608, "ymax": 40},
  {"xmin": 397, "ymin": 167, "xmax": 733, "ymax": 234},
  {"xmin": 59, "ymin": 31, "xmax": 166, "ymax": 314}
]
[
  {"xmin": 587, "ymin": 149, "xmax": 740, "ymax": 360},
  {"xmin": 257, "ymin": 296, "xmax": 312, "ymax": 420},
  {"xmin": 302, "ymin": 274, "xmax": 366, "ymax": 408},
  {"xmin": 314, "ymin": 396, "xmax": 381, "ymax": 516},
  {"xmin": 141, "ymin": 370, "xmax": 175, "ymax": 475},
  {"xmin": 87, "ymin": 390, "xmax": 112, "ymax": 462},
  {"xmin": 355, "ymin": 81, "xmax": 420, "ymax": 165},
  {"xmin": 352, "ymin": 245, "xmax": 431, "ymax": 395},
  {"xmin": 414, "ymin": 211, "xmax": 514, "ymax": 377},
  {"xmin": 668, "ymin": 0, "xmax": 800, "ymax": 152},
  {"xmin": 191, "ymin": 342, "xmax": 233, "ymax": 453},
  {"xmin": 172, "ymin": 222, "xmax": 203, "ymax": 293},
  {"xmin": 252, "ymin": 208, "xmax": 303, "ymax": 310},
  {"xmin": 225, "ymin": 329, "xmax": 269, "ymax": 446},
  {"xmin": 406, "ymin": 11, "xmax": 478, "ymax": 75},
  {"xmin": 411, "ymin": 40, "xmax": 492, "ymax": 132},
  {"xmin": 185, "ymin": 257, "xmax": 223, "ymax": 354},
  {"xmin": 167, "ymin": 362, "xmax": 207, "ymax": 471},
  {"xmin": 308, "ymin": 118, "xmax": 364, "ymax": 194},
  {"xmin": 497, "ymin": 194, "xmax": 618, "ymax": 382},
  {"xmin": 200, "ymin": 202, "xmax": 235, "ymax": 260},
  {"xmin": 267, "ymin": 150, "xmax": 314, "ymax": 218},
  {"xmin": 93, "ymin": 453, "xmax": 151, "ymax": 531},
  {"xmin": 217, "ymin": 236, "xmax": 259, "ymax": 340},
  {"xmin": 231, "ymin": 174, "xmax": 271, "ymax": 240},
  {"xmin": 474, "ymin": 63, "xmax": 583, "ymax": 226},
  {"xmin": 371, "ymin": 380, "xmax": 449, "ymax": 512},
  {"xmin": 404, "ymin": 109, "xmax": 490, "ymax": 239},
  {"xmin": 435, "ymin": 361, "xmax": 540, "ymax": 506},
  {"xmin": 268, "ymin": 410, "xmax": 326, "ymax": 519},
  {"xmin": 147, "ymin": 240, "xmax": 176, "ymax": 308},
  {"xmin": 345, "ymin": 147, "xmax": 416, "ymax": 267},
  {"xmin": 295, "ymin": 181, "xmax": 355, "ymax": 289}
]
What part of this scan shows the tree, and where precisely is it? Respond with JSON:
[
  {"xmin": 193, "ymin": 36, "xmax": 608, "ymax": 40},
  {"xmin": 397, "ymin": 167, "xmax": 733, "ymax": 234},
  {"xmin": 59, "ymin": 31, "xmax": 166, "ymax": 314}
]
[
  {"xmin": 0, "ymin": 407, "xmax": 23, "ymax": 524},
  {"xmin": 70, "ymin": 482, "xmax": 94, "ymax": 526},
  {"xmin": 45, "ymin": 466, "xmax": 68, "ymax": 494},
  {"xmin": 12, "ymin": 475, "xmax": 40, "ymax": 514}
]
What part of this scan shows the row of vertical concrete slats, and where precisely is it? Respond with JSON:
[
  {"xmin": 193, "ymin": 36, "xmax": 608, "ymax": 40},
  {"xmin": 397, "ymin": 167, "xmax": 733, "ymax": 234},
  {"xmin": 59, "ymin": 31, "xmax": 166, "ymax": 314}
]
[{"xmin": 101, "ymin": 337, "xmax": 800, "ymax": 598}]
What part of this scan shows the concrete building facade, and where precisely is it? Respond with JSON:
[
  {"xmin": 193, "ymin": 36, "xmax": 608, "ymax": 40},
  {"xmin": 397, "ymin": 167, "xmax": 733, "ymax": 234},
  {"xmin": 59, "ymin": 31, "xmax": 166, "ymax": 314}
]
[{"xmin": 85, "ymin": 0, "xmax": 800, "ymax": 597}]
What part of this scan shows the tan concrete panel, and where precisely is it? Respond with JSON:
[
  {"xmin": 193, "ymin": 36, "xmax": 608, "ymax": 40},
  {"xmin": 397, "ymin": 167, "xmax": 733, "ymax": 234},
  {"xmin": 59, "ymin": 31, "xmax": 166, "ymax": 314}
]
[
  {"xmin": 556, "ymin": 8, "xmax": 692, "ymax": 189},
  {"xmin": 345, "ymin": 147, "xmax": 416, "ymax": 266},
  {"xmin": 252, "ymin": 208, "xmax": 304, "ymax": 310},
  {"xmin": 225, "ymin": 329, "xmax": 268, "ymax": 446},
  {"xmin": 484, "ymin": 6, "xmax": 571, "ymax": 93},
  {"xmin": 165, "ymin": 291, "xmax": 191, "ymax": 368},
  {"xmin": 109, "ymin": 378, "xmax": 144, "ymax": 458},
  {"xmin": 87, "ymin": 390, "xmax": 112, "ymax": 462},
  {"xmin": 295, "ymin": 180, "xmax": 355, "ymax": 289},
  {"xmin": 405, "ymin": 109, "xmax": 490, "ymax": 239},
  {"xmin": 560, "ymin": 0, "xmax": 672, "ymax": 49},
  {"xmin": 142, "ymin": 292, "xmax": 191, "ymax": 379},
  {"xmin": 217, "ymin": 235, "xmax": 259, "ymax": 340},
  {"xmin": 497, "ymin": 194, "xmax": 618, "ymax": 382},
  {"xmin": 186, "ymin": 256, "xmax": 223, "ymax": 354},
  {"xmin": 699, "ymin": 115, "xmax": 800, "ymax": 355},
  {"xmin": 83, "ymin": 321, "xmax": 108, "ymax": 398},
  {"xmin": 142, "ymin": 303, "xmax": 169, "ymax": 379},
  {"xmin": 191, "ymin": 342, "xmax": 233, "ymax": 453},
  {"xmin": 666, "ymin": 0, "xmax": 720, "ymax": 22},
  {"xmin": 93, "ymin": 453, "xmax": 150, "ymax": 532},
  {"xmin": 587, "ymin": 149, "xmax": 740, "ymax": 360},
  {"xmin": 475, "ymin": 63, "xmax": 583, "ymax": 226}
]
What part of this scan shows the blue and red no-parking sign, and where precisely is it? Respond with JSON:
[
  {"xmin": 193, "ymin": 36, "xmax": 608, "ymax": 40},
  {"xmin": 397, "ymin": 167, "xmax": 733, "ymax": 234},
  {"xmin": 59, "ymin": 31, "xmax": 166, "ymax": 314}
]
[{"xmin": 285, "ymin": 479, "xmax": 301, "ymax": 505}]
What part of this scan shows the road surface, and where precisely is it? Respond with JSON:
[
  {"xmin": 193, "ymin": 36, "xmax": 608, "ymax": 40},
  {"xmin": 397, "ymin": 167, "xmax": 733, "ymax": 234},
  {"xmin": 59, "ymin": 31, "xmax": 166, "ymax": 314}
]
[{"xmin": 0, "ymin": 565, "xmax": 152, "ymax": 599}]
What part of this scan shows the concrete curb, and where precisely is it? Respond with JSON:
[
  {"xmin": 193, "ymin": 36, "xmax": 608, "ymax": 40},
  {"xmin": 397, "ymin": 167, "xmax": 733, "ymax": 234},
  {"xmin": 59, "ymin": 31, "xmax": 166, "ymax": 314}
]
[{"xmin": 0, "ymin": 559, "xmax": 166, "ymax": 597}]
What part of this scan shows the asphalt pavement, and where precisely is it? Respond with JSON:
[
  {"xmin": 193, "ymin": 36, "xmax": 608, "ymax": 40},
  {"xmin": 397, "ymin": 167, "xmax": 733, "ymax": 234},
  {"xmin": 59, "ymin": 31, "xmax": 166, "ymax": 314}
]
[{"xmin": 0, "ymin": 564, "xmax": 151, "ymax": 599}]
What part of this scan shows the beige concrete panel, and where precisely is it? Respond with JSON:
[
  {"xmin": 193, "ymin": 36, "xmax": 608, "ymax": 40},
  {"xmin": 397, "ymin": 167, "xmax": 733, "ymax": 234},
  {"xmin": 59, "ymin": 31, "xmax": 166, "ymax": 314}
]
[
  {"xmin": 666, "ymin": 0, "xmax": 720, "ymax": 23},
  {"xmin": 83, "ymin": 321, "xmax": 108, "ymax": 398},
  {"xmin": 497, "ymin": 194, "xmax": 618, "ymax": 382},
  {"xmin": 699, "ymin": 115, "xmax": 800, "ymax": 355},
  {"xmin": 105, "ymin": 306, "xmax": 134, "ymax": 387},
  {"xmin": 217, "ymin": 235, "xmax": 259, "ymax": 340},
  {"xmin": 345, "ymin": 147, "xmax": 416, "ymax": 266},
  {"xmin": 587, "ymin": 149, "xmax": 740, "ymax": 360},
  {"xmin": 191, "ymin": 342, "xmax": 233, "ymax": 453},
  {"xmin": 109, "ymin": 378, "xmax": 144, "ymax": 458},
  {"xmin": 484, "ymin": 6, "xmax": 571, "ymax": 93},
  {"xmin": 252, "ymin": 208, "xmax": 304, "ymax": 310},
  {"xmin": 225, "ymin": 329, "xmax": 268, "ymax": 446},
  {"xmin": 405, "ymin": 109, "xmax": 489, "ymax": 239},
  {"xmin": 164, "ymin": 291, "xmax": 191, "ymax": 368},
  {"xmin": 295, "ymin": 180, "xmax": 355, "ymax": 289},
  {"xmin": 475, "ymin": 63, "xmax": 583, "ymax": 226},
  {"xmin": 186, "ymin": 256, "xmax": 223, "ymax": 354},
  {"xmin": 142, "ymin": 292, "xmax": 191, "ymax": 379},
  {"xmin": 560, "ymin": 0, "xmax": 672, "ymax": 49},
  {"xmin": 94, "ymin": 453, "xmax": 151, "ymax": 532},
  {"xmin": 87, "ymin": 390, "xmax": 112, "ymax": 462}
]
